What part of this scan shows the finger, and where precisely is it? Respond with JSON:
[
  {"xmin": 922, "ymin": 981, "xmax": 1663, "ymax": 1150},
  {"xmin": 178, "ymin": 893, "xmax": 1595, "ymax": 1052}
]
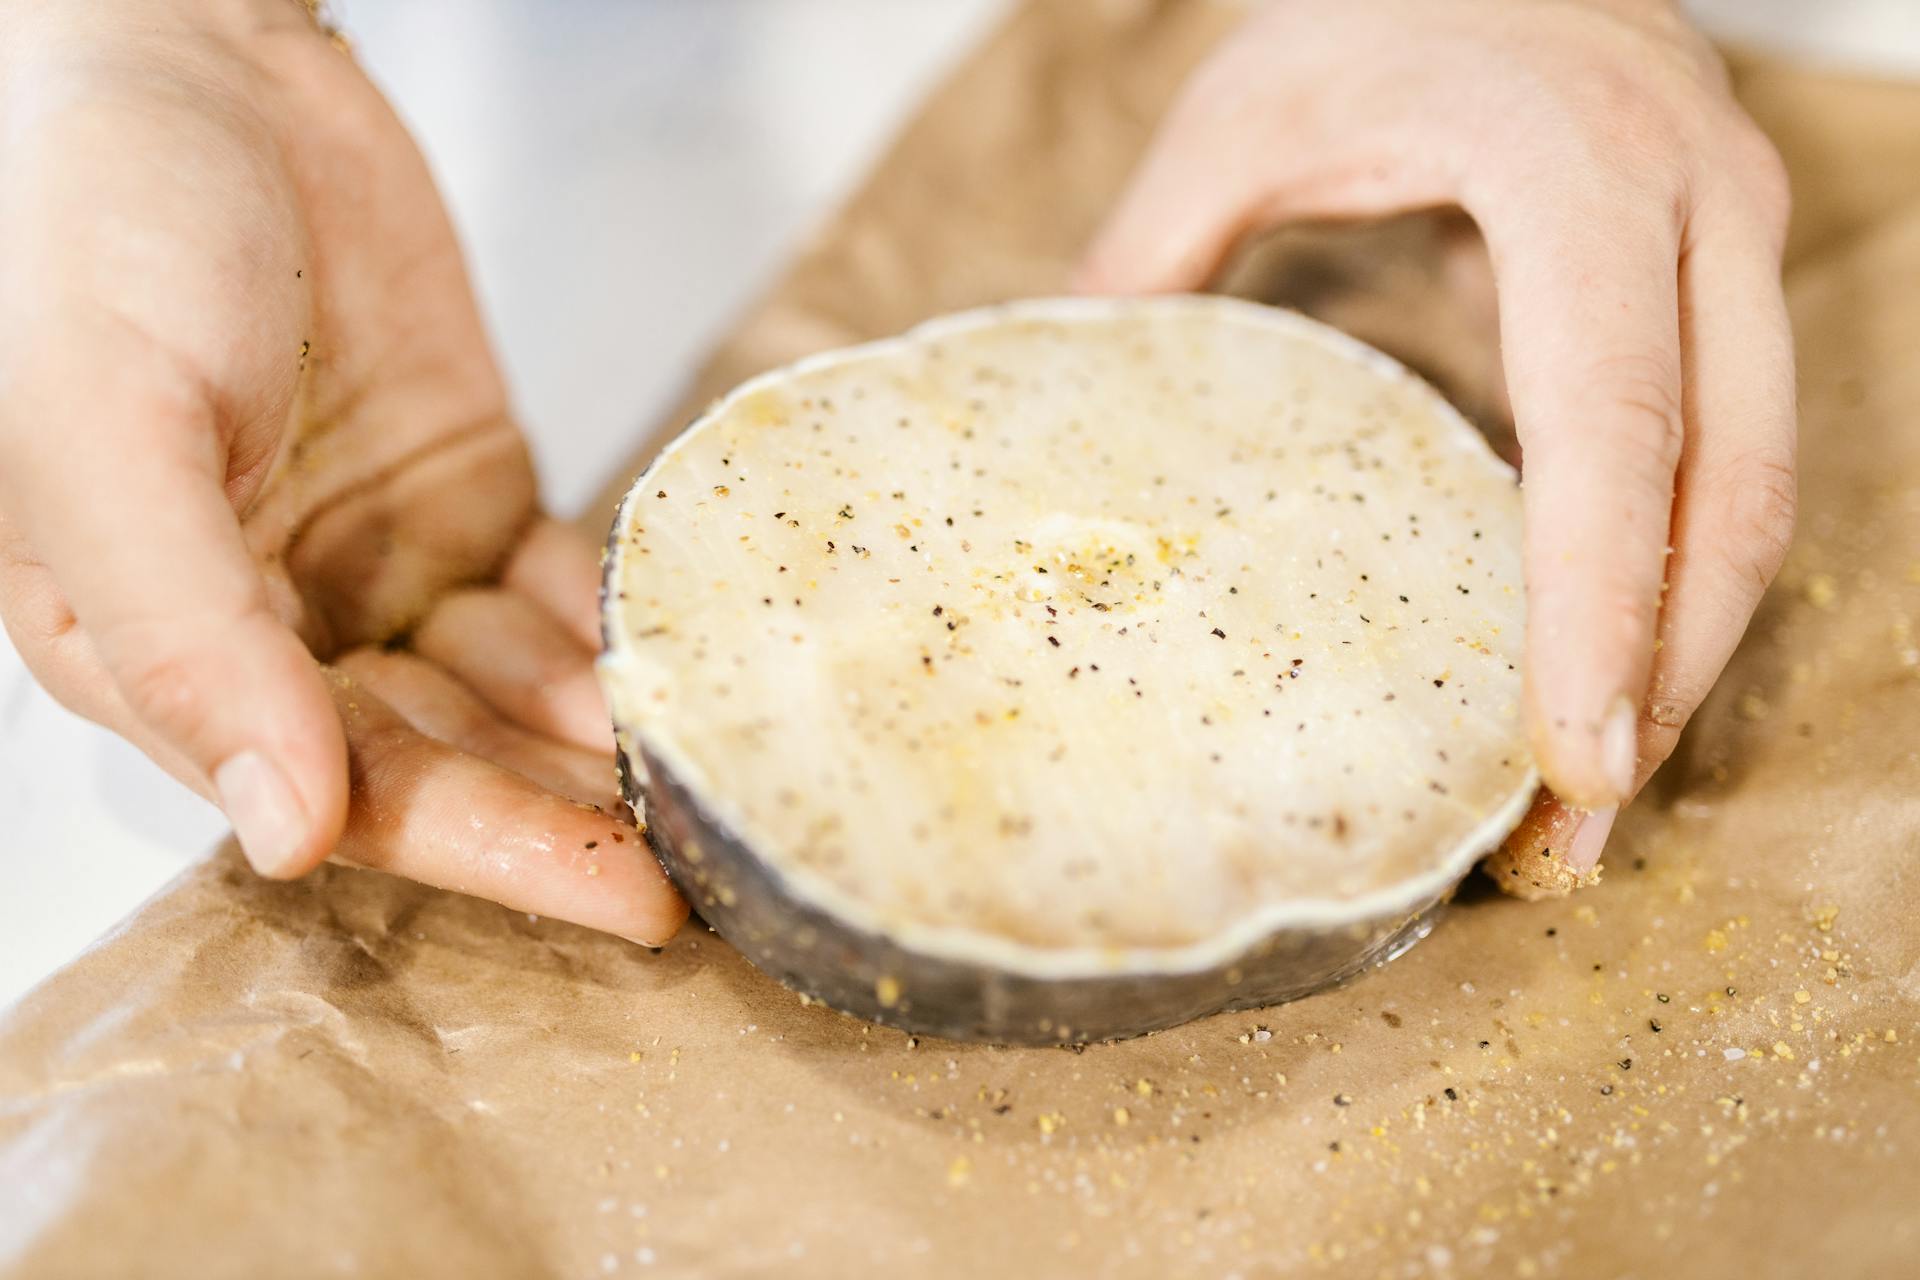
[
  {"xmin": 1073, "ymin": 83, "xmax": 1274, "ymax": 294},
  {"xmin": 0, "ymin": 362, "xmax": 346, "ymax": 878},
  {"xmin": 503, "ymin": 516, "xmax": 605, "ymax": 651},
  {"xmin": 325, "ymin": 668, "xmax": 687, "ymax": 945},
  {"xmin": 1486, "ymin": 216, "xmax": 1793, "ymax": 881},
  {"xmin": 1074, "ymin": 55, "xmax": 1452, "ymax": 295},
  {"xmin": 411, "ymin": 587, "xmax": 611, "ymax": 751},
  {"xmin": 1637, "ymin": 215, "xmax": 1796, "ymax": 763},
  {"xmin": 3, "ymin": 513, "xmax": 232, "ymax": 794},
  {"xmin": 1484, "ymin": 790, "xmax": 1611, "ymax": 898},
  {"xmin": 1482, "ymin": 184, "xmax": 1685, "ymax": 810},
  {"xmin": 334, "ymin": 646, "xmax": 620, "ymax": 810}
]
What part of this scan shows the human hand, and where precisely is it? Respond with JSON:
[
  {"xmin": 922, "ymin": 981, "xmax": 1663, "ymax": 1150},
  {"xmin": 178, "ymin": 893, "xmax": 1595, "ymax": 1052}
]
[
  {"xmin": 0, "ymin": 0, "xmax": 685, "ymax": 942},
  {"xmin": 1078, "ymin": 0, "xmax": 1796, "ymax": 874}
]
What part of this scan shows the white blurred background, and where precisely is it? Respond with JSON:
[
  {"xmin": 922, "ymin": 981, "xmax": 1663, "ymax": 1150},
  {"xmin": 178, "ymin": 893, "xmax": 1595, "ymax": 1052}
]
[{"xmin": 3, "ymin": 0, "xmax": 1916, "ymax": 1011}]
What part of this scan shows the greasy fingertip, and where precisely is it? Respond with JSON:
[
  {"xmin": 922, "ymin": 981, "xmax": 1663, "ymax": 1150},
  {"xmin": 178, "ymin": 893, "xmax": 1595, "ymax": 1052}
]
[{"xmin": 325, "ymin": 671, "xmax": 687, "ymax": 944}]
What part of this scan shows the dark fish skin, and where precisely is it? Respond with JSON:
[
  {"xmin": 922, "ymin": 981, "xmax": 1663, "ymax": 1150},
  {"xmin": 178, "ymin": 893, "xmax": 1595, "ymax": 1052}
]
[{"xmin": 618, "ymin": 732, "xmax": 1447, "ymax": 1045}]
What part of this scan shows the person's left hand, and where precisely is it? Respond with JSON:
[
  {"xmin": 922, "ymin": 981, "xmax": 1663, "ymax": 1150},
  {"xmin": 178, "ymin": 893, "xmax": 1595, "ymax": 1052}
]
[{"xmin": 1077, "ymin": 0, "xmax": 1797, "ymax": 879}]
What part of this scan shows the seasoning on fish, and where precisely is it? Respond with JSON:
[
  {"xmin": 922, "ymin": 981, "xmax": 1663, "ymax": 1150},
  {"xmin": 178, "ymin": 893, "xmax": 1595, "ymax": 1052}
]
[{"xmin": 599, "ymin": 296, "xmax": 1535, "ymax": 1043}]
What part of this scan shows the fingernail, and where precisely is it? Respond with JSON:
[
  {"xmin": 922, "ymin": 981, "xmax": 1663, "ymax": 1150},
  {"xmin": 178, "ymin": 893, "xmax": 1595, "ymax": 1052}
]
[
  {"xmin": 1602, "ymin": 696, "xmax": 1638, "ymax": 800},
  {"xmin": 214, "ymin": 750, "xmax": 310, "ymax": 878},
  {"xmin": 1566, "ymin": 807, "xmax": 1617, "ymax": 874}
]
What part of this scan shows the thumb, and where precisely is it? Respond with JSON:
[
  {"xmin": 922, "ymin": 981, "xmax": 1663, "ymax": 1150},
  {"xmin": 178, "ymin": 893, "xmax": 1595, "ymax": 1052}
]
[
  {"xmin": 1067, "ymin": 80, "xmax": 1443, "ymax": 297},
  {"xmin": 1073, "ymin": 95, "xmax": 1270, "ymax": 295},
  {"xmin": 0, "ymin": 364, "xmax": 347, "ymax": 878}
]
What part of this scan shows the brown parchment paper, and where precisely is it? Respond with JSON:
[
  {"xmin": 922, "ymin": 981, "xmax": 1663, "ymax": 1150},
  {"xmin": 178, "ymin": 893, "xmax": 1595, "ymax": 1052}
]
[{"xmin": 4, "ymin": 2, "xmax": 1919, "ymax": 1276}]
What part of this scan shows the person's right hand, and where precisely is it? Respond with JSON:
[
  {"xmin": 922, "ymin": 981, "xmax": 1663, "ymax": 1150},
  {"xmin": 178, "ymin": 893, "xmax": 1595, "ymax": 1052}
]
[{"xmin": 0, "ymin": 0, "xmax": 685, "ymax": 944}]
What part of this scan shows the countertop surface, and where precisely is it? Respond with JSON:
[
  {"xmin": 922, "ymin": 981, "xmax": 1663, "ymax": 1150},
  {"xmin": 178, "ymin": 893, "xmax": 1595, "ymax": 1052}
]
[{"xmin": 3, "ymin": 0, "xmax": 1916, "ymax": 1012}]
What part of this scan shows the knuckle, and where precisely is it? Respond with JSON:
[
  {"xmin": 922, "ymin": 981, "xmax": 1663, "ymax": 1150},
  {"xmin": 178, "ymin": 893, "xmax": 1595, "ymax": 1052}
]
[
  {"xmin": 1735, "ymin": 122, "xmax": 1792, "ymax": 213},
  {"xmin": 1645, "ymin": 695, "xmax": 1692, "ymax": 732},
  {"xmin": 0, "ymin": 571, "xmax": 78, "ymax": 652},
  {"xmin": 1530, "ymin": 70, "xmax": 1689, "ymax": 206},
  {"xmin": 1643, "ymin": 665, "xmax": 1714, "ymax": 743},
  {"xmin": 1636, "ymin": 710, "xmax": 1685, "ymax": 772},
  {"xmin": 1707, "ymin": 120, "xmax": 1793, "ymax": 249},
  {"xmin": 346, "ymin": 722, "xmax": 425, "ymax": 792},
  {"xmin": 1599, "ymin": 79, "xmax": 1687, "ymax": 163},
  {"xmin": 1535, "ymin": 570, "xmax": 1662, "ymax": 652},
  {"xmin": 1711, "ymin": 447, "xmax": 1799, "ymax": 595},
  {"xmin": 1589, "ymin": 350, "xmax": 1687, "ymax": 489},
  {"xmin": 115, "ymin": 646, "xmax": 213, "ymax": 743},
  {"xmin": 1602, "ymin": 582, "xmax": 1664, "ymax": 646}
]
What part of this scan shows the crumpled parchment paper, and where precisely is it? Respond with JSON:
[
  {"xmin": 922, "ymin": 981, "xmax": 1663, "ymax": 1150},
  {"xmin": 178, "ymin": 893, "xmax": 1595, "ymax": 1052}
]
[{"xmin": 3, "ymin": 3, "xmax": 1917, "ymax": 1276}]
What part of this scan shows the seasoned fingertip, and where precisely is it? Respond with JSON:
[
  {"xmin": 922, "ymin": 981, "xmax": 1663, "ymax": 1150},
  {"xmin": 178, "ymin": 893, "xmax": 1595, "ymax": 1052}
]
[{"xmin": 1482, "ymin": 792, "xmax": 1603, "ymax": 900}]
